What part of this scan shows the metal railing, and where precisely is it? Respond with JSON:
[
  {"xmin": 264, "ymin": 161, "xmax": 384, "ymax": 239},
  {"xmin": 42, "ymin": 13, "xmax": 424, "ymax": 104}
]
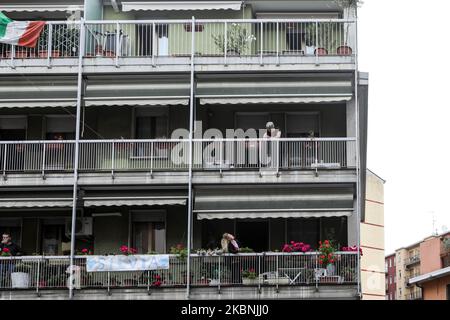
[
  {"xmin": 0, "ymin": 19, "xmax": 356, "ymax": 67},
  {"xmin": 405, "ymin": 255, "xmax": 420, "ymax": 267},
  {"xmin": 406, "ymin": 289, "xmax": 422, "ymax": 300},
  {"xmin": 0, "ymin": 22, "xmax": 80, "ymax": 63},
  {"xmin": 0, "ymin": 138, "xmax": 356, "ymax": 177},
  {"xmin": 0, "ymin": 252, "xmax": 358, "ymax": 292}
]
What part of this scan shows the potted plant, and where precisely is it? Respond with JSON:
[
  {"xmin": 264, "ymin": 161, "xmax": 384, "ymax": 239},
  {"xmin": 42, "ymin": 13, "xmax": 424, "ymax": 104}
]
[
  {"xmin": 334, "ymin": 0, "xmax": 363, "ymax": 55},
  {"xmin": 241, "ymin": 267, "xmax": 258, "ymax": 285},
  {"xmin": 37, "ymin": 28, "xmax": 60, "ymax": 58},
  {"xmin": 11, "ymin": 263, "xmax": 31, "ymax": 288},
  {"xmin": 318, "ymin": 240, "xmax": 337, "ymax": 276},
  {"xmin": 212, "ymin": 23, "xmax": 256, "ymax": 56}
]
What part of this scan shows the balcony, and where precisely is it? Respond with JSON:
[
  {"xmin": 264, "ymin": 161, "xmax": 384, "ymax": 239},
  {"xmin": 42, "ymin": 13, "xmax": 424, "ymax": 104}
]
[
  {"xmin": 0, "ymin": 19, "xmax": 356, "ymax": 74},
  {"xmin": 0, "ymin": 138, "xmax": 356, "ymax": 186},
  {"xmin": 404, "ymin": 255, "xmax": 420, "ymax": 268},
  {"xmin": 0, "ymin": 252, "xmax": 358, "ymax": 300},
  {"xmin": 406, "ymin": 290, "xmax": 422, "ymax": 300}
]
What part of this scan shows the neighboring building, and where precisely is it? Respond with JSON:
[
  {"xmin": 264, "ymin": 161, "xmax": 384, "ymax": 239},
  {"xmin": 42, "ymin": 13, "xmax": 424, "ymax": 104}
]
[
  {"xmin": 385, "ymin": 253, "xmax": 396, "ymax": 300},
  {"xmin": 409, "ymin": 232, "xmax": 450, "ymax": 300},
  {"xmin": 360, "ymin": 169, "xmax": 385, "ymax": 300},
  {"xmin": 0, "ymin": 0, "xmax": 368, "ymax": 300},
  {"xmin": 395, "ymin": 240, "xmax": 422, "ymax": 300}
]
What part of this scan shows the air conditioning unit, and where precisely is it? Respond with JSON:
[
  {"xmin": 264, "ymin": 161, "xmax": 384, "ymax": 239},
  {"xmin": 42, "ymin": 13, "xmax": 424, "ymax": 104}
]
[{"xmin": 65, "ymin": 218, "xmax": 93, "ymax": 237}]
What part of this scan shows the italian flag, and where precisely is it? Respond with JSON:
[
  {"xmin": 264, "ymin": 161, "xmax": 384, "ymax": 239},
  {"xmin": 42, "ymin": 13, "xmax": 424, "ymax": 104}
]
[{"xmin": 0, "ymin": 11, "xmax": 46, "ymax": 48}]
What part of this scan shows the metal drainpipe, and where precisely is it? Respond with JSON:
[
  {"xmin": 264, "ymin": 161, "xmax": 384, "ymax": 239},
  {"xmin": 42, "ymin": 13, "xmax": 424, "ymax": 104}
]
[
  {"xmin": 186, "ymin": 16, "xmax": 196, "ymax": 299},
  {"xmin": 353, "ymin": 10, "xmax": 362, "ymax": 299},
  {"xmin": 69, "ymin": 18, "xmax": 85, "ymax": 300}
]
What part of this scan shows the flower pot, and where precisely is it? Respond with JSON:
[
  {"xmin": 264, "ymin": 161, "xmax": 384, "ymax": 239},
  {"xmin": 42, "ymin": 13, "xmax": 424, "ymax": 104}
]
[
  {"xmin": 104, "ymin": 50, "xmax": 116, "ymax": 57},
  {"xmin": 242, "ymin": 278, "xmax": 258, "ymax": 285},
  {"xmin": 337, "ymin": 45, "xmax": 352, "ymax": 56},
  {"xmin": 38, "ymin": 50, "xmax": 61, "ymax": 58},
  {"xmin": 305, "ymin": 45, "xmax": 316, "ymax": 55},
  {"xmin": 11, "ymin": 272, "xmax": 30, "ymax": 288},
  {"xmin": 226, "ymin": 49, "xmax": 240, "ymax": 56},
  {"xmin": 326, "ymin": 263, "xmax": 336, "ymax": 276},
  {"xmin": 15, "ymin": 51, "xmax": 28, "ymax": 58},
  {"xmin": 314, "ymin": 47, "xmax": 328, "ymax": 56},
  {"xmin": 95, "ymin": 45, "xmax": 103, "ymax": 57}
]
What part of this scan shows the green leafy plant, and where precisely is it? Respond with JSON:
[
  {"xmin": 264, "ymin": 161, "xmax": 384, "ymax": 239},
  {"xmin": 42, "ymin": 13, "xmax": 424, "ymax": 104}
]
[
  {"xmin": 13, "ymin": 263, "xmax": 31, "ymax": 273},
  {"xmin": 241, "ymin": 267, "xmax": 257, "ymax": 279},
  {"xmin": 170, "ymin": 244, "xmax": 188, "ymax": 260},
  {"xmin": 212, "ymin": 23, "xmax": 256, "ymax": 55},
  {"xmin": 340, "ymin": 267, "xmax": 357, "ymax": 282},
  {"xmin": 239, "ymin": 247, "xmax": 254, "ymax": 253}
]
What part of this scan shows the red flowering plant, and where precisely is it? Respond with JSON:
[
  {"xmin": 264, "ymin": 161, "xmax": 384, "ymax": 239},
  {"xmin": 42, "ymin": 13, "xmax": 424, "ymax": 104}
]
[
  {"xmin": 77, "ymin": 248, "xmax": 93, "ymax": 255},
  {"xmin": 318, "ymin": 240, "xmax": 337, "ymax": 266},
  {"xmin": 341, "ymin": 245, "xmax": 363, "ymax": 256},
  {"xmin": 120, "ymin": 245, "xmax": 138, "ymax": 255},
  {"xmin": 282, "ymin": 241, "xmax": 312, "ymax": 253},
  {"xmin": 1, "ymin": 247, "xmax": 11, "ymax": 256},
  {"xmin": 241, "ymin": 267, "xmax": 257, "ymax": 279},
  {"xmin": 152, "ymin": 274, "xmax": 163, "ymax": 287}
]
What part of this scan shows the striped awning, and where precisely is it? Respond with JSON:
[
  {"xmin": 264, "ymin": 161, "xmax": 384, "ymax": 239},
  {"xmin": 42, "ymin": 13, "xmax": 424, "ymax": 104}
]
[
  {"xmin": 122, "ymin": 1, "xmax": 243, "ymax": 12},
  {"xmin": 197, "ymin": 77, "xmax": 353, "ymax": 105},
  {"xmin": 84, "ymin": 196, "xmax": 187, "ymax": 207},
  {"xmin": 0, "ymin": 5, "xmax": 84, "ymax": 12},
  {"xmin": 194, "ymin": 186, "xmax": 354, "ymax": 220},
  {"xmin": 0, "ymin": 198, "xmax": 73, "ymax": 208}
]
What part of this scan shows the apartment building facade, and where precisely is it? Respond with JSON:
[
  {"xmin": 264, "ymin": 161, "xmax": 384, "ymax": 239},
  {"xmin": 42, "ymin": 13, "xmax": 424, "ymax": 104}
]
[
  {"xmin": 409, "ymin": 232, "xmax": 450, "ymax": 300},
  {"xmin": 385, "ymin": 253, "xmax": 396, "ymax": 300},
  {"xmin": 0, "ymin": 0, "xmax": 368, "ymax": 300},
  {"xmin": 360, "ymin": 169, "xmax": 385, "ymax": 300}
]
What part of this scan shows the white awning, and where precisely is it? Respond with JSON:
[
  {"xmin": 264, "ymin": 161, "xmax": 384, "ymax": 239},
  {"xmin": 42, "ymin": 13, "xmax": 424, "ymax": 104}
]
[
  {"xmin": 1, "ymin": 5, "xmax": 84, "ymax": 12},
  {"xmin": 408, "ymin": 266, "xmax": 450, "ymax": 285},
  {"xmin": 84, "ymin": 196, "xmax": 187, "ymax": 207},
  {"xmin": 0, "ymin": 100, "xmax": 77, "ymax": 108},
  {"xmin": 0, "ymin": 198, "xmax": 73, "ymax": 208},
  {"xmin": 122, "ymin": 1, "xmax": 242, "ymax": 12},
  {"xmin": 197, "ymin": 210, "xmax": 352, "ymax": 220},
  {"xmin": 84, "ymin": 98, "xmax": 189, "ymax": 107},
  {"xmin": 200, "ymin": 95, "xmax": 352, "ymax": 105}
]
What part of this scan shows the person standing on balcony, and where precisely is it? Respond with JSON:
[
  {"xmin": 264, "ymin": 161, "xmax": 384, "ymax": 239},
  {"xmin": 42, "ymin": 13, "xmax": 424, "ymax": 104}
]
[
  {"xmin": 221, "ymin": 233, "xmax": 241, "ymax": 284},
  {"xmin": 262, "ymin": 122, "xmax": 281, "ymax": 168},
  {"xmin": 1, "ymin": 232, "xmax": 21, "ymax": 256}
]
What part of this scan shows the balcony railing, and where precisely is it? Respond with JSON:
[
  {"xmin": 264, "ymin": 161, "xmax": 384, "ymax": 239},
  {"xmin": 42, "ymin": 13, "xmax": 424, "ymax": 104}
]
[
  {"xmin": 0, "ymin": 138, "xmax": 356, "ymax": 177},
  {"xmin": 0, "ymin": 252, "xmax": 358, "ymax": 292},
  {"xmin": 406, "ymin": 290, "xmax": 422, "ymax": 300},
  {"xmin": 0, "ymin": 19, "xmax": 356, "ymax": 68},
  {"xmin": 405, "ymin": 255, "xmax": 420, "ymax": 267}
]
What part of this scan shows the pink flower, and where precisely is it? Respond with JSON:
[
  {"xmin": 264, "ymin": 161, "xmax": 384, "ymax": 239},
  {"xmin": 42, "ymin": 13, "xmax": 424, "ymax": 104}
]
[
  {"xmin": 2, "ymin": 248, "xmax": 10, "ymax": 253},
  {"xmin": 81, "ymin": 248, "xmax": 88, "ymax": 254}
]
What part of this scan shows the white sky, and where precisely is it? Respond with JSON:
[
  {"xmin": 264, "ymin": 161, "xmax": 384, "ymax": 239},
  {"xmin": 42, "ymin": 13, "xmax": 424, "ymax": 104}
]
[{"xmin": 358, "ymin": 0, "xmax": 450, "ymax": 254}]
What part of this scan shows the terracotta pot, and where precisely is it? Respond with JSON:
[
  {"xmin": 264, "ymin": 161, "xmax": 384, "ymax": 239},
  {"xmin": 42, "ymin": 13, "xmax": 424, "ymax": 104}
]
[
  {"xmin": 314, "ymin": 47, "xmax": 328, "ymax": 56},
  {"xmin": 38, "ymin": 50, "xmax": 61, "ymax": 58},
  {"xmin": 95, "ymin": 45, "xmax": 103, "ymax": 56},
  {"xmin": 337, "ymin": 45, "xmax": 352, "ymax": 56},
  {"xmin": 103, "ymin": 50, "xmax": 116, "ymax": 57},
  {"xmin": 15, "ymin": 50, "xmax": 29, "ymax": 58}
]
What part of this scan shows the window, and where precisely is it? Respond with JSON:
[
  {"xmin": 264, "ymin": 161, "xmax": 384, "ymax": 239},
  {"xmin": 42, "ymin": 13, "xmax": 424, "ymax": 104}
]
[
  {"xmin": 235, "ymin": 113, "xmax": 270, "ymax": 133},
  {"xmin": 45, "ymin": 115, "xmax": 75, "ymax": 140},
  {"xmin": 389, "ymin": 259, "xmax": 392, "ymax": 268},
  {"xmin": 287, "ymin": 218, "xmax": 319, "ymax": 250},
  {"xmin": 134, "ymin": 109, "xmax": 168, "ymax": 139},
  {"xmin": 131, "ymin": 211, "xmax": 166, "ymax": 254},
  {"xmin": 389, "ymin": 276, "xmax": 392, "ymax": 285},
  {"xmin": 0, "ymin": 116, "xmax": 26, "ymax": 140},
  {"xmin": 447, "ymin": 284, "xmax": 450, "ymax": 300},
  {"xmin": 0, "ymin": 218, "xmax": 22, "ymax": 248},
  {"xmin": 285, "ymin": 112, "xmax": 320, "ymax": 138},
  {"xmin": 320, "ymin": 217, "xmax": 347, "ymax": 249},
  {"xmin": 40, "ymin": 219, "xmax": 70, "ymax": 255}
]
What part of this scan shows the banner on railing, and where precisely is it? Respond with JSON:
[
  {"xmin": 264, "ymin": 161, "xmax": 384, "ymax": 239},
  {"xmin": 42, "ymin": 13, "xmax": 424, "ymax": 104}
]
[{"xmin": 86, "ymin": 255, "xmax": 170, "ymax": 272}]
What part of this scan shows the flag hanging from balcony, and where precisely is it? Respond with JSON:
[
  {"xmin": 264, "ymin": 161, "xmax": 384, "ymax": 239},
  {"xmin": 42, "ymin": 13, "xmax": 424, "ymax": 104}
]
[{"xmin": 0, "ymin": 11, "xmax": 46, "ymax": 48}]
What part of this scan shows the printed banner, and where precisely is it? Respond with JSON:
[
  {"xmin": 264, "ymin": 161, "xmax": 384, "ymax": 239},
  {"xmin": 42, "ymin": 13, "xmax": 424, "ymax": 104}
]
[{"xmin": 86, "ymin": 255, "xmax": 170, "ymax": 272}]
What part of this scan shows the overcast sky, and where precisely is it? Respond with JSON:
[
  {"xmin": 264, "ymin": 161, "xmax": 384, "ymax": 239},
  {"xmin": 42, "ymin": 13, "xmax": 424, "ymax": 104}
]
[{"xmin": 358, "ymin": 0, "xmax": 450, "ymax": 254}]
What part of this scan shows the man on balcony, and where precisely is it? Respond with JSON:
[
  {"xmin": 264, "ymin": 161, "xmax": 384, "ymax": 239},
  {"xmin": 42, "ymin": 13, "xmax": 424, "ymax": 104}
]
[{"xmin": 0, "ymin": 232, "xmax": 21, "ymax": 256}]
